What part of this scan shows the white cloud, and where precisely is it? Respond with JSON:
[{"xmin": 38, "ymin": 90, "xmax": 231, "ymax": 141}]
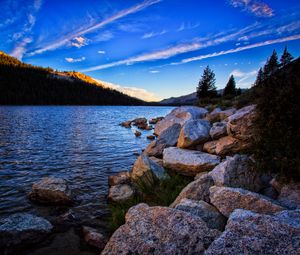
[
  {"xmin": 28, "ymin": 0, "xmax": 162, "ymax": 56},
  {"xmin": 150, "ymin": 70, "xmax": 160, "ymax": 73},
  {"xmin": 94, "ymin": 31, "xmax": 114, "ymax": 42},
  {"xmin": 71, "ymin": 36, "xmax": 88, "ymax": 48},
  {"xmin": 177, "ymin": 22, "xmax": 200, "ymax": 32},
  {"xmin": 65, "ymin": 56, "xmax": 86, "ymax": 63},
  {"xmin": 98, "ymin": 50, "xmax": 106, "ymax": 54},
  {"xmin": 93, "ymin": 79, "xmax": 161, "ymax": 102},
  {"xmin": 230, "ymin": 69, "xmax": 257, "ymax": 88},
  {"xmin": 229, "ymin": 0, "xmax": 274, "ymax": 17},
  {"xmin": 142, "ymin": 30, "xmax": 167, "ymax": 39}
]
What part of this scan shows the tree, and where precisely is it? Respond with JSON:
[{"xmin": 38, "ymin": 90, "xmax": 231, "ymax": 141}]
[
  {"xmin": 236, "ymin": 87, "xmax": 242, "ymax": 96},
  {"xmin": 254, "ymin": 68, "xmax": 264, "ymax": 87},
  {"xmin": 280, "ymin": 46, "xmax": 293, "ymax": 67},
  {"xmin": 263, "ymin": 50, "xmax": 279, "ymax": 77},
  {"xmin": 197, "ymin": 66, "xmax": 217, "ymax": 100},
  {"xmin": 223, "ymin": 75, "xmax": 236, "ymax": 97}
]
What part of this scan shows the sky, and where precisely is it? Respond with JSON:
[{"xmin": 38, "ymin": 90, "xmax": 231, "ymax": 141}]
[{"xmin": 1, "ymin": 0, "xmax": 300, "ymax": 101}]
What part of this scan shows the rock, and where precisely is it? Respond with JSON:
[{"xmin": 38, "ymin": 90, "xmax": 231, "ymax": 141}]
[
  {"xmin": 149, "ymin": 157, "xmax": 163, "ymax": 167},
  {"xmin": 218, "ymin": 108, "xmax": 236, "ymax": 121},
  {"xmin": 28, "ymin": 177, "xmax": 73, "ymax": 205},
  {"xmin": 132, "ymin": 117, "xmax": 147, "ymax": 126},
  {"xmin": 261, "ymin": 187, "xmax": 278, "ymax": 199},
  {"xmin": 101, "ymin": 203, "xmax": 220, "ymax": 255},
  {"xmin": 227, "ymin": 104, "xmax": 256, "ymax": 141},
  {"xmin": 144, "ymin": 123, "xmax": 181, "ymax": 158},
  {"xmin": 278, "ymin": 182, "xmax": 300, "ymax": 209},
  {"xmin": 203, "ymin": 140, "xmax": 217, "ymax": 154},
  {"xmin": 209, "ymin": 122, "xmax": 227, "ymax": 140},
  {"xmin": 209, "ymin": 154, "xmax": 262, "ymax": 192},
  {"xmin": 205, "ymin": 209, "xmax": 300, "ymax": 255},
  {"xmin": 146, "ymin": 135, "xmax": 156, "ymax": 140},
  {"xmin": 108, "ymin": 171, "xmax": 131, "ymax": 186},
  {"xmin": 209, "ymin": 186, "xmax": 285, "ymax": 217},
  {"xmin": 131, "ymin": 154, "xmax": 167, "ymax": 186},
  {"xmin": 177, "ymin": 119, "xmax": 211, "ymax": 148},
  {"xmin": 108, "ymin": 184, "xmax": 135, "ymax": 204},
  {"xmin": 175, "ymin": 199, "xmax": 226, "ymax": 230},
  {"xmin": 214, "ymin": 136, "xmax": 246, "ymax": 156},
  {"xmin": 270, "ymin": 177, "xmax": 284, "ymax": 193},
  {"xmin": 154, "ymin": 106, "xmax": 208, "ymax": 136},
  {"xmin": 171, "ymin": 173, "xmax": 214, "ymax": 207},
  {"xmin": 120, "ymin": 121, "xmax": 131, "ymax": 128},
  {"xmin": 0, "ymin": 213, "xmax": 53, "ymax": 254},
  {"xmin": 82, "ymin": 226, "xmax": 107, "ymax": 250},
  {"xmin": 163, "ymin": 147, "xmax": 220, "ymax": 176},
  {"xmin": 137, "ymin": 123, "xmax": 152, "ymax": 130},
  {"xmin": 149, "ymin": 117, "xmax": 164, "ymax": 124},
  {"xmin": 205, "ymin": 107, "xmax": 222, "ymax": 123},
  {"xmin": 134, "ymin": 130, "xmax": 141, "ymax": 137}
]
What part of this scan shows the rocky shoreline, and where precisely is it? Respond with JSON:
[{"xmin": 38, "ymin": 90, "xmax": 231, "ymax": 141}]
[
  {"xmin": 0, "ymin": 105, "xmax": 299, "ymax": 255},
  {"xmin": 105, "ymin": 105, "xmax": 300, "ymax": 254}
]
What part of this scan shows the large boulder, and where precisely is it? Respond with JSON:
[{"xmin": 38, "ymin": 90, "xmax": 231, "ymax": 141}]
[
  {"xmin": 209, "ymin": 154, "xmax": 262, "ymax": 192},
  {"xmin": 154, "ymin": 106, "xmax": 207, "ymax": 136},
  {"xmin": 278, "ymin": 182, "xmax": 300, "ymax": 209},
  {"xmin": 175, "ymin": 199, "xmax": 226, "ymax": 230},
  {"xmin": 203, "ymin": 140, "xmax": 217, "ymax": 154},
  {"xmin": 205, "ymin": 108, "xmax": 236, "ymax": 123},
  {"xmin": 163, "ymin": 147, "xmax": 220, "ymax": 176},
  {"xmin": 214, "ymin": 136, "xmax": 246, "ymax": 156},
  {"xmin": 209, "ymin": 122, "xmax": 227, "ymax": 140},
  {"xmin": 131, "ymin": 154, "xmax": 167, "ymax": 186},
  {"xmin": 177, "ymin": 119, "xmax": 211, "ymax": 148},
  {"xmin": 170, "ymin": 173, "xmax": 214, "ymax": 207},
  {"xmin": 227, "ymin": 105, "xmax": 256, "ymax": 141},
  {"xmin": 101, "ymin": 203, "xmax": 220, "ymax": 255},
  {"xmin": 108, "ymin": 171, "xmax": 130, "ymax": 186},
  {"xmin": 205, "ymin": 209, "xmax": 300, "ymax": 255},
  {"xmin": 144, "ymin": 123, "xmax": 181, "ymax": 158},
  {"xmin": 28, "ymin": 177, "xmax": 73, "ymax": 205},
  {"xmin": 209, "ymin": 186, "xmax": 285, "ymax": 217},
  {"xmin": 108, "ymin": 184, "xmax": 135, "ymax": 204},
  {"xmin": 0, "ymin": 213, "xmax": 53, "ymax": 254}
]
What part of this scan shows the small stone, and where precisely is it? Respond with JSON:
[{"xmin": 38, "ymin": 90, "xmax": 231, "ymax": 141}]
[
  {"xmin": 108, "ymin": 171, "xmax": 131, "ymax": 186},
  {"xmin": 120, "ymin": 121, "xmax": 131, "ymax": 128},
  {"xmin": 146, "ymin": 135, "xmax": 155, "ymax": 140},
  {"xmin": 108, "ymin": 184, "xmax": 135, "ymax": 204},
  {"xmin": 134, "ymin": 130, "xmax": 141, "ymax": 137},
  {"xmin": 82, "ymin": 226, "xmax": 107, "ymax": 250}
]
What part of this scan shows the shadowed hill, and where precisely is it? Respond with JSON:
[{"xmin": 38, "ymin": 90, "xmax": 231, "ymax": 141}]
[{"xmin": 0, "ymin": 51, "xmax": 146, "ymax": 105}]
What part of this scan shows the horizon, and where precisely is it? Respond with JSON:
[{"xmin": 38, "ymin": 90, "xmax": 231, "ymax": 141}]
[{"xmin": 1, "ymin": 0, "xmax": 300, "ymax": 101}]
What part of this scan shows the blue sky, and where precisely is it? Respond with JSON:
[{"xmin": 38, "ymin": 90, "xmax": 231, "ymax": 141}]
[{"xmin": 1, "ymin": 0, "xmax": 300, "ymax": 101}]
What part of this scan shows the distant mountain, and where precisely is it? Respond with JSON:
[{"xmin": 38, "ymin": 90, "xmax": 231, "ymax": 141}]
[
  {"xmin": 0, "ymin": 51, "xmax": 145, "ymax": 105},
  {"xmin": 160, "ymin": 92, "xmax": 198, "ymax": 105}
]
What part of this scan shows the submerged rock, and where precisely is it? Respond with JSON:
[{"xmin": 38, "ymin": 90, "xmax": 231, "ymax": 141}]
[
  {"xmin": 0, "ymin": 213, "xmax": 53, "ymax": 254},
  {"xmin": 171, "ymin": 173, "xmax": 214, "ymax": 207},
  {"xmin": 209, "ymin": 186, "xmax": 285, "ymax": 217},
  {"xmin": 108, "ymin": 171, "xmax": 131, "ymax": 186},
  {"xmin": 163, "ymin": 147, "xmax": 220, "ymax": 176},
  {"xmin": 205, "ymin": 209, "xmax": 300, "ymax": 255},
  {"xmin": 209, "ymin": 154, "xmax": 262, "ymax": 192},
  {"xmin": 175, "ymin": 199, "xmax": 226, "ymax": 230},
  {"xmin": 82, "ymin": 226, "xmax": 107, "ymax": 250},
  {"xmin": 134, "ymin": 130, "xmax": 141, "ymax": 137},
  {"xmin": 146, "ymin": 135, "xmax": 156, "ymax": 140},
  {"xmin": 120, "ymin": 121, "xmax": 131, "ymax": 128},
  {"xmin": 108, "ymin": 184, "xmax": 135, "ymax": 204},
  {"xmin": 101, "ymin": 203, "xmax": 220, "ymax": 255},
  {"xmin": 177, "ymin": 119, "xmax": 211, "ymax": 148},
  {"xmin": 154, "ymin": 106, "xmax": 207, "ymax": 136},
  {"xmin": 28, "ymin": 177, "xmax": 73, "ymax": 205}
]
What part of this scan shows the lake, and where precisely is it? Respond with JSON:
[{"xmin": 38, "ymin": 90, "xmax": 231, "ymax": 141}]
[{"xmin": 0, "ymin": 106, "xmax": 173, "ymax": 254}]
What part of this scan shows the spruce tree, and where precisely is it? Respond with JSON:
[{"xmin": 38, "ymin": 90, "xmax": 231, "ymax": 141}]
[
  {"xmin": 236, "ymin": 87, "xmax": 242, "ymax": 96},
  {"xmin": 223, "ymin": 75, "xmax": 236, "ymax": 97},
  {"xmin": 263, "ymin": 50, "xmax": 279, "ymax": 77},
  {"xmin": 280, "ymin": 46, "xmax": 293, "ymax": 67},
  {"xmin": 254, "ymin": 68, "xmax": 264, "ymax": 87},
  {"xmin": 197, "ymin": 66, "xmax": 217, "ymax": 100}
]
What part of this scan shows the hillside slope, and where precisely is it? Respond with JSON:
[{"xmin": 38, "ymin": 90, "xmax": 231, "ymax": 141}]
[{"xmin": 0, "ymin": 51, "xmax": 145, "ymax": 105}]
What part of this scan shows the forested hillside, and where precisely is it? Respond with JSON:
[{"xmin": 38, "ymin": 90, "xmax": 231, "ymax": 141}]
[{"xmin": 0, "ymin": 51, "xmax": 145, "ymax": 105}]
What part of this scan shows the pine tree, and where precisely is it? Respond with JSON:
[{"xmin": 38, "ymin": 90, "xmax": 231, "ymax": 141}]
[
  {"xmin": 236, "ymin": 88, "xmax": 242, "ymax": 96},
  {"xmin": 197, "ymin": 66, "xmax": 217, "ymax": 100},
  {"xmin": 254, "ymin": 68, "xmax": 264, "ymax": 87},
  {"xmin": 223, "ymin": 75, "xmax": 236, "ymax": 97},
  {"xmin": 263, "ymin": 50, "xmax": 279, "ymax": 77},
  {"xmin": 280, "ymin": 46, "xmax": 293, "ymax": 67}
]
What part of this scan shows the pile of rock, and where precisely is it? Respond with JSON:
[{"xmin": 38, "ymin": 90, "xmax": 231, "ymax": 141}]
[
  {"xmin": 103, "ymin": 105, "xmax": 300, "ymax": 255},
  {"xmin": 120, "ymin": 116, "xmax": 162, "ymax": 135}
]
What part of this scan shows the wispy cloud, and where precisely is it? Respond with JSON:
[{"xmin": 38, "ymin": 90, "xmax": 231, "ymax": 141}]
[
  {"xmin": 28, "ymin": 0, "xmax": 163, "ymax": 56},
  {"xmin": 10, "ymin": 0, "xmax": 43, "ymax": 59},
  {"xmin": 71, "ymin": 36, "xmax": 88, "ymax": 48},
  {"xmin": 65, "ymin": 57, "xmax": 86, "ymax": 63},
  {"xmin": 229, "ymin": 0, "xmax": 274, "ymax": 17},
  {"xmin": 173, "ymin": 34, "xmax": 300, "ymax": 65},
  {"xmin": 94, "ymin": 31, "xmax": 114, "ymax": 42},
  {"xmin": 230, "ymin": 69, "xmax": 257, "ymax": 87},
  {"xmin": 177, "ymin": 22, "xmax": 200, "ymax": 32},
  {"xmin": 142, "ymin": 30, "xmax": 167, "ymax": 39},
  {"xmin": 150, "ymin": 70, "xmax": 160, "ymax": 73},
  {"xmin": 98, "ymin": 50, "xmax": 106, "ymax": 54},
  {"xmin": 93, "ymin": 79, "xmax": 161, "ymax": 101}
]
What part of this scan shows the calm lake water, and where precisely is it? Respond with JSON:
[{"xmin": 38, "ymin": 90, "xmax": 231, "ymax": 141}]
[{"xmin": 0, "ymin": 106, "xmax": 173, "ymax": 254}]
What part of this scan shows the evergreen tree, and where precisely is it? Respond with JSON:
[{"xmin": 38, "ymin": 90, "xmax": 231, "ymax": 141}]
[
  {"xmin": 263, "ymin": 50, "xmax": 279, "ymax": 77},
  {"xmin": 236, "ymin": 87, "xmax": 242, "ymax": 96},
  {"xmin": 223, "ymin": 75, "xmax": 236, "ymax": 97},
  {"xmin": 197, "ymin": 66, "xmax": 217, "ymax": 100},
  {"xmin": 280, "ymin": 46, "xmax": 293, "ymax": 67},
  {"xmin": 254, "ymin": 68, "xmax": 264, "ymax": 87}
]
